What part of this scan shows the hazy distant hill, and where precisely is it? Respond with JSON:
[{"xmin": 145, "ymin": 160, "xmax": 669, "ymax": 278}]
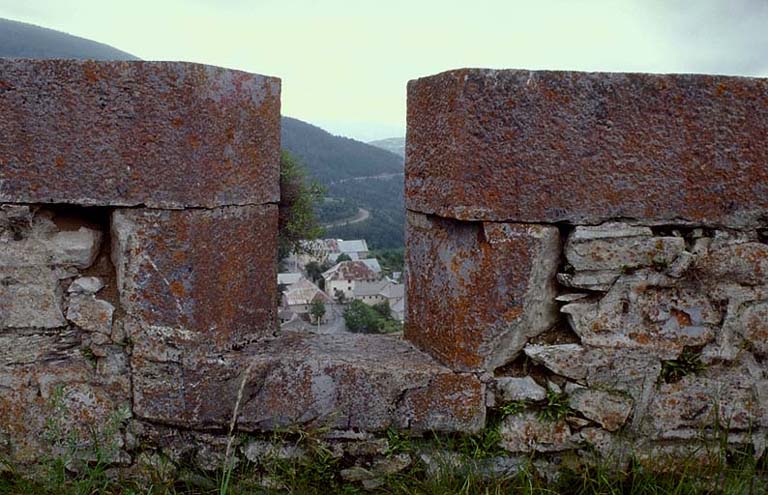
[
  {"xmin": 0, "ymin": 18, "xmax": 138, "ymax": 60},
  {"xmin": 0, "ymin": 18, "xmax": 406, "ymax": 248},
  {"xmin": 368, "ymin": 137, "xmax": 405, "ymax": 158}
]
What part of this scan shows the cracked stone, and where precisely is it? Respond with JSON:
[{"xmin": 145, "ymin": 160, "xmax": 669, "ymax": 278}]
[
  {"xmin": 405, "ymin": 212, "xmax": 560, "ymax": 370},
  {"xmin": 132, "ymin": 332, "xmax": 485, "ymax": 433},
  {"xmin": 568, "ymin": 389, "xmax": 633, "ymax": 432}
]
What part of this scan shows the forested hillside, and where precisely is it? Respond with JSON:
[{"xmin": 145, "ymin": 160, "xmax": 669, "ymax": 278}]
[
  {"xmin": 0, "ymin": 18, "xmax": 138, "ymax": 60},
  {"xmin": 281, "ymin": 117, "xmax": 405, "ymax": 249},
  {"xmin": 281, "ymin": 117, "xmax": 403, "ymax": 182}
]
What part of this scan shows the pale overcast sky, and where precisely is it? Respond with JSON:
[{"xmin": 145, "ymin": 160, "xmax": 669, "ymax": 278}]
[{"xmin": 1, "ymin": 0, "xmax": 767, "ymax": 141}]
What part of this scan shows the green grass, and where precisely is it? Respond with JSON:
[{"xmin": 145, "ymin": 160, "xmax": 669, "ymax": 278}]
[{"xmin": 3, "ymin": 449, "xmax": 768, "ymax": 495}]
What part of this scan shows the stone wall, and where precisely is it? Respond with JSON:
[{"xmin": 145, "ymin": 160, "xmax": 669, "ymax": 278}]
[
  {"xmin": 3, "ymin": 61, "xmax": 768, "ymax": 485},
  {"xmin": 405, "ymin": 70, "xmax": 768, "ymax": 462},
  {"xmin": 0, "ymin": 60, "xmax": 282, "ymax": 465},
  {"xmin": 0, "ymin": 61, "xmax": 486, "ymax": 481}
]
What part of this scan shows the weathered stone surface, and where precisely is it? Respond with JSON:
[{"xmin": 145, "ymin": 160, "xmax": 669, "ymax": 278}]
[
  {"xmin": 66, "ymin": 294, "xmax": 114, "ymax": 334},
  {"xmin": 695, "ymin": 242, "xmax": 768, "ymax": 286},
  {"xmin": 51, "ymin": 228, "xmax": 102, "ymax": 269},
  {"xmin": 0, "ymin": 331, "xmax": 130, "ymax": 462},
  {"xmin": 0, "ymin": 60, "xmax": 280, "ymax": 208},
  {"xmin": 405, "ymin": 212, "xmax": 560, "ymax": 370},
  {"xmin": 132, "ymin": 332, "xmax": 485, "ymax": 433},
  {"xmin": 642, "ymin": 373, "xmax": 757, "ymax": 438},
  {"xmin": 562, "ymin": 275, "xmax": 720, "ymax": 359},
  {"xmin": 566, "ymin": 224, "xmax": 684, "ymax": 272},
  {"xmin": 740, "ymin": 302, "xmax": 768, "ymax": 356},
  {"xmin": 495, "ymin": 376, "xmax": 547, "ymax": 402},
  {"xmin": 568, "ymin": 389, "xmax": 633, "ymax": 432},
  {"xmin": 406, "ymin": 69, "xmax": 768, "ymax": 228},
  {"xmin": 499, "ymin": 412, "xmax": 572, "ymax": 453},
  {"xmin": 524, "ymin": 344, "xmax": 660, "ymax": 404},
  {"xmin": 0, "ymin": 265, "xmax": 65, "ymax": 328},
  {"xmin": 112, "ymin": 204, "xmax": 277, "ymax": 353}
]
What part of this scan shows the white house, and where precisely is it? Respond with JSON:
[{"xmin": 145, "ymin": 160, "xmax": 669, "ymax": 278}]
[
  {"xmin": 322, "ymin": 260, "xmax": 382, "ymax": 301},
  {"xmin": 281, "ymin": 278, "xmax": 335, "ymax": 323}
]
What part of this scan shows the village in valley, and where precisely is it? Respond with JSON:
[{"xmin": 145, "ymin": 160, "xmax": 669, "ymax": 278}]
[{"xmin": 278, "ymin": 238, "xmax": 405, "ymax": 333}]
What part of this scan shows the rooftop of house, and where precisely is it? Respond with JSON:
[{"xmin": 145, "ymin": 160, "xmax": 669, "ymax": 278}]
[
  {"xmin": 322, "ymin": 260, "xmax": 380, "ymax": 282},
  {"xmin": 278, "ymin": 272, "xmax": 304, "ymax": 287},
  {"xmin": 282, "ymin": 278, "xmax": 333, "ymax": 307}
]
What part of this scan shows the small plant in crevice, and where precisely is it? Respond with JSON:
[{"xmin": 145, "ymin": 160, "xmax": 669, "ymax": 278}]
[
  {"xmin": 537, "ymin": 387, "xmax": 572, "ymax": 423},
  {"xmin": 40, "ymin": 384, "xmax": 131, "ymax": 493},
  {"xmin": 659, "ymin": 348, "xmax": 706, "ymax": 384},
  {"xmin": 499, "ymin": 400, "xmax": 528, "ymax": 418}
]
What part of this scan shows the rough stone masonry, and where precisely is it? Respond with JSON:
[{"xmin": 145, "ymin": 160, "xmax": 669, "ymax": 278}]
[
  {"xmin": 3, "ymin": 59, "xmax": 768, "ymax": 484},
  {"xmin": 405, "ymin": 69, "xmax": 768, "ymax": 463},
  {"xmin": 0, "ymin": 60, "xmax": 484, "ymax": 475}
]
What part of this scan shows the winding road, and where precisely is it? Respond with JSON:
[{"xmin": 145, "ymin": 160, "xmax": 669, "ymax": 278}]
[{"xmin": 322, "ymin": 207, "xmax": 370, "ymax": 228}]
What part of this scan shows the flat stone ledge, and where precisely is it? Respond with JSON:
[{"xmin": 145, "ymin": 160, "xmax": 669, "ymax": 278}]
[
  {"xmin": 0, "ymin": 59, "xmax": 280, "ymax": 208},
  {"xmin": 406, "ymin": 69, "xmax": 768, "ymax": 228},
  {"xmin": 132, "ymin": 332, "xmax": 486, "ymax": 434}
]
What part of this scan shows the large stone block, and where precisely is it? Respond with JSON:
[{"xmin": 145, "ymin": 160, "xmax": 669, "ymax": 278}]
[
  {"xmin": 112, "ymin": 205, "xmax": 278, "ymax": 353},
  {"xmin": 406, "ymin": 69, "xmax": 768, "ymax": 228},
  {"xmin": 405, "ymin": 211, "xmax": 560, "ymax": 371},
  {"xmin": 132, "ymin": 332, "xmax": 485, "ymax": 433},
  {"xmin": 0, "ymin": 60, "xmax": 280, "ymax": 208}
]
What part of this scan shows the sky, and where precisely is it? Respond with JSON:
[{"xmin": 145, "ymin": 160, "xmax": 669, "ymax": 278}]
[{"xmin": 1, "ymin": 0, "xmax": 767, "ymax": 141}]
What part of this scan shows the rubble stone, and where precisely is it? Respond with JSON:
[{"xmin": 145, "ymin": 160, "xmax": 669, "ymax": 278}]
[
  {"xmin": 405, "ymin": 212, "xmax": 560, "ymax": 370},
  {"xmin": 499, "ymin": 412, "xmax": 572, "ymax": 453},
  {"xmin": 51, "ymin": 228, "xmax": 102, "ymax": 269},
  {"xmin": 495, "ymin": 376, "xmax": 547, "ymax": 402},
  {"xmin": 568, "ymin": 389, "xmax": 633, "ymax": 432},
  {"xmin": 66, "ymin": 294, "xmax": 114, "ymax": 334},
  {"xmin": 67, "ymin": 276, "xmax": 105, "ymax": 294},
  {"xmin": 0, "ymin": 266, "xmax": 65, "ymax": 328},
  {"xmin": 562, "ymin": 276, "xmax": 720, "ymax": 359},
  {"xmin": 565, "ymin": 223, "xmax": 684, "ymax": 272}
]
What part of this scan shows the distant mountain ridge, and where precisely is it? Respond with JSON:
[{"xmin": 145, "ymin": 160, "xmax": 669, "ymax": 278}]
[
  {"xmin": 0, "ymin": 17, "xmax": 406, "ymax": 248},
  {"xmin": 0, "ymin": 18, "xmax": 138, "ymax": 60},
  {"xmin": 281, "ymin": 117, "xmax": 403, "ymax": 183},
  {"xmin": 368, "ymin": 137, "xmax": 405, "ymax": 158}
]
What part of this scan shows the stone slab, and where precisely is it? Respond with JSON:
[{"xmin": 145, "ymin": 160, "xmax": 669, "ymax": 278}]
[
  {"xmin": 0, "ymin": 60, "xmax": 280, "ymax": 208},
  {"xmin": 131, "ymin": 332, "xmax": 485, "ymax": 433},
  {"xmin": 404, "ymin": 211, "xmax": 559, "ymax": 371},
  {"xmin": 406, "ymin": 69, "xmax": 768, "ymax": 228},
  {"xmin": 111, "ymin": 205, "xmax": 278, "ymax": 353}
]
